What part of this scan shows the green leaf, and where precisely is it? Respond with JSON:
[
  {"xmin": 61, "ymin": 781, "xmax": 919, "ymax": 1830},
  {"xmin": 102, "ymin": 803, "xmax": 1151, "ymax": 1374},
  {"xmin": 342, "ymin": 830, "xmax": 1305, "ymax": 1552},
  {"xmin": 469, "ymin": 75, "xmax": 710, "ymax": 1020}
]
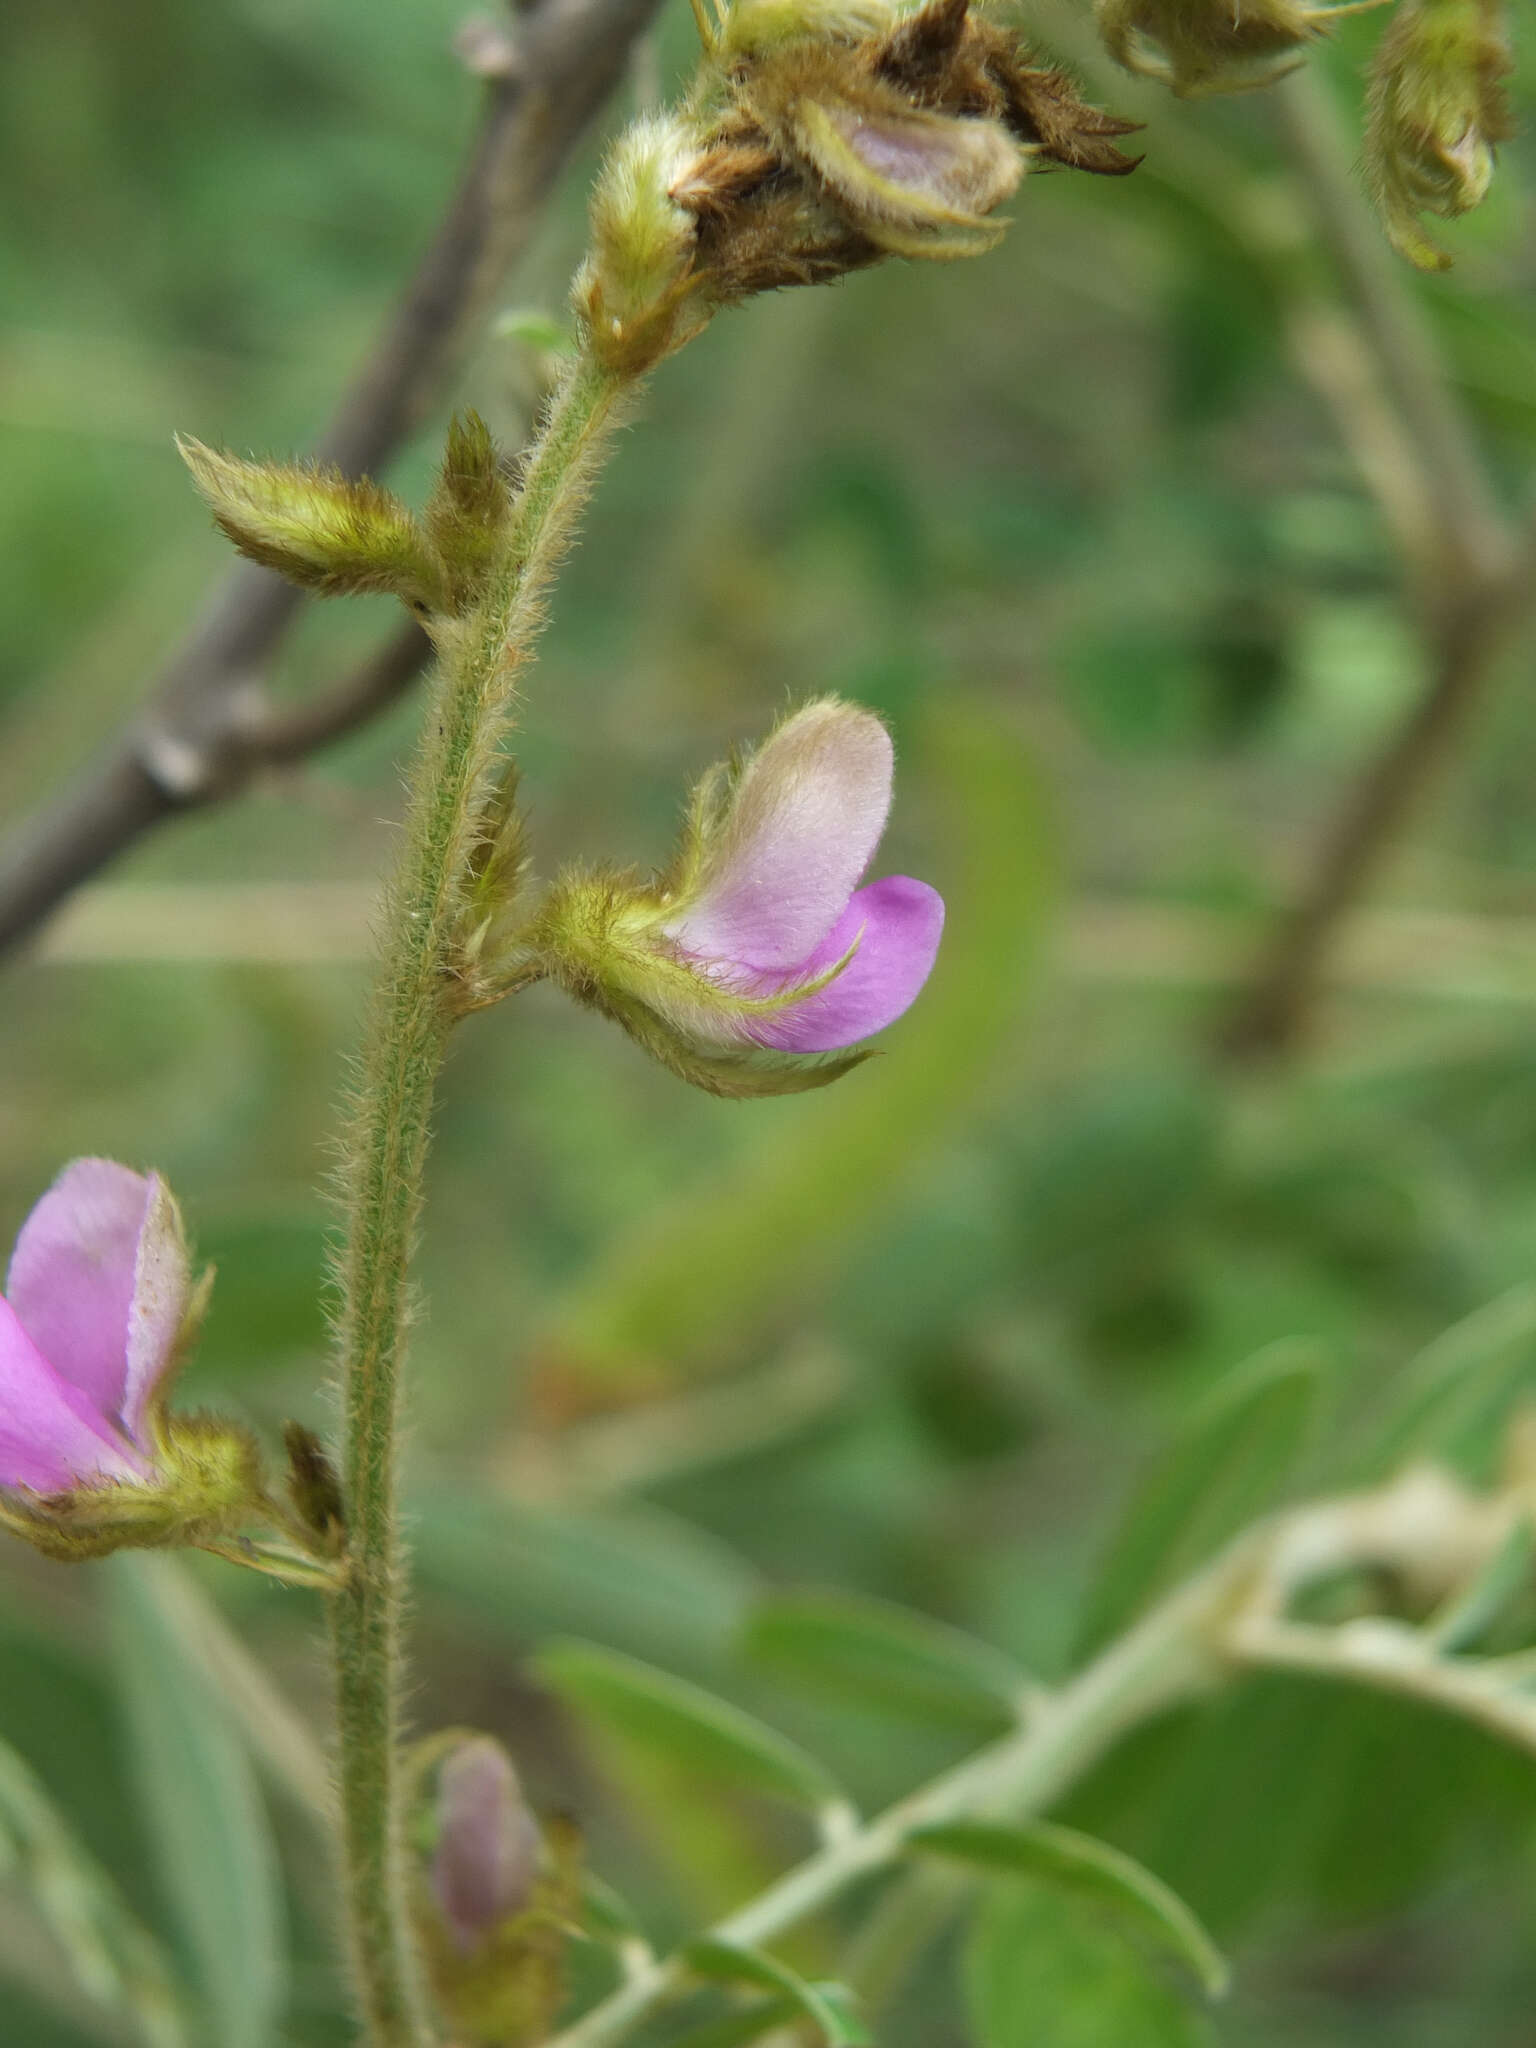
[
  {"xmin": 0, "ymin": 1731, "xmax": 190, "ymax": 2047},
  {"xmin": 109, "ymin": 1558, "xmax": 286, "ymax": 2048},
  {"xmin": 665, "ymin": 1997, "xmax": 799, "ymax": 2048},
  {"xmin": 964, "ymin": 1879, "xmax": 1215, "ymax": 2048},
  {"xmin": 686, "ymin": 1940, "xmax": 871, "ymax": 2044},
  {"xmin": 741, "ymin": 1589, "xmax": 1028, "ymax": 1737},
  {"xmin": 1077, "ymin": 1339, "xmax": 1325, "ymax": 1654},
  {"xmin": 1367, "ymin": 1284, "xmax": 1536, "ymax": 1473},
  {"xmin": 535, "ymin": 1641, "xmax": 843, "ymax": 1812},
  {"xmin": 911, "ymin": 1821, "xmax": 1228, "ymax": 1999},
  {"xmin": 412, "ymin": 1492, "xmax": 754, "ymax": 1677}
]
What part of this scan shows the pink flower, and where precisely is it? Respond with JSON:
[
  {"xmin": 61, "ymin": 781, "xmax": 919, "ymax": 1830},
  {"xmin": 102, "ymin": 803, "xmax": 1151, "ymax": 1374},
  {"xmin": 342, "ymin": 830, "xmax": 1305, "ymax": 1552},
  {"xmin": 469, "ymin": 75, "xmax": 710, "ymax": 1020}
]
[
  {"xmin": 0, "ymin": 1160, "xmax": 188, "ymax": 1495},
  {"xmin": 664, "ymin": 699, "xmax": 945, "ymax": 1053}
]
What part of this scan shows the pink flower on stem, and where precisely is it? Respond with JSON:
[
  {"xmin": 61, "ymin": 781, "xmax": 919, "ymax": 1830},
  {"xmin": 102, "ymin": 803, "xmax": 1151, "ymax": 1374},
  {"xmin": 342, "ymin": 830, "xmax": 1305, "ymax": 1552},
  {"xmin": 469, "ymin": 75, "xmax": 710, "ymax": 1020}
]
[
  {"xmin": 0, "ymin": 1160, "xmax": 188, "ymax": 1495},
  {"xmin": 664, "ymin": 699, "xmax": 945, "ymax": 1054}
]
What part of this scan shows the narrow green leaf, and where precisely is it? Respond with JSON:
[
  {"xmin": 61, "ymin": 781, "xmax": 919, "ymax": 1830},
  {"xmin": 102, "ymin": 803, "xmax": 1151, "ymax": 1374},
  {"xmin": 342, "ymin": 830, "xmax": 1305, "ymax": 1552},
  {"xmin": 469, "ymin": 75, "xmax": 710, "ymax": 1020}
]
[
  {"xmin": 912, "ymin": 1821, "xmax": 1228, "ymax": 1999},
  {"xmin": 1077, "ymin": 1339, "xmax": 1325, "ymax": 1654},
  {"xmin": 1368, "ymin": 1284, "xmax": 1536, "ymax": 1473},
  {"xmin": 535, "ymin": 1640, "xmax": 842, "ymax": 1812},
  {"xmin": 665, "ymin": 1996, "xmax": 799, "ymax": 2048},
  {"xmin": 686, "ymin": 1940, "xmax": 871, "ymax": 2045},
  {"xmin": 0, "ymin": 1732, "xmax": 190, "ymax": 2047},
  {"xmin": 742, "ymin": 1590, "xmax": 1028, "ymax": 1737},
  {"xmin": 109, "ymin": 1557, "xmax": 286, "ymax": 2048},
  {"xmin": 964, "ymin": 1879, "xmax": 1214, "ymax": 2048}
]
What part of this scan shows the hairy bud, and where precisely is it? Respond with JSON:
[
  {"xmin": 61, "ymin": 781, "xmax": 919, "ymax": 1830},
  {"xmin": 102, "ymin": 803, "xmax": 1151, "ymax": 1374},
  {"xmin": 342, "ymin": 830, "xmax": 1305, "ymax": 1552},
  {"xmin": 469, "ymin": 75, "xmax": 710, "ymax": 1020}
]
[
  {"xmin": 1365, "ymin": 0, "xmax": 1511, "ymax": 269},
  {"xmin": 1095, "ymin": 0, "xmax": 1381, "ymax": 96},
  {"xmin": 575, "ymin": 117, "xmax": 712, "ymax": 375},
  {"xmin": 176, "ymin": 440, "xmax": 445, "ymax": 605}
]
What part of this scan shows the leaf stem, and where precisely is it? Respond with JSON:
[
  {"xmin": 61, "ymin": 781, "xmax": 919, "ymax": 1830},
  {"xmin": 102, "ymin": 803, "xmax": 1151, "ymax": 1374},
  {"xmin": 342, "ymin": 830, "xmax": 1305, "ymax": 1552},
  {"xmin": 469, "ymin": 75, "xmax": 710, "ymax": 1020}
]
[
  {"xmin": 326, "ymin": 353, "xmax": 627, "ymax": 2047},
  {"xmin": 546, "ymin": 1561, "xmax": 1233, "ymax": 2048}
]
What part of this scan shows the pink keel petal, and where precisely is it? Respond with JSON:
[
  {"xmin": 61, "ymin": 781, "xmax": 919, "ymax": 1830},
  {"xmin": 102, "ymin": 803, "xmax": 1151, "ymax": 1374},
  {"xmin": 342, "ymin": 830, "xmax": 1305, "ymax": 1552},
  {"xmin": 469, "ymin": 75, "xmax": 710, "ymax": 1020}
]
[
  {"xmin": 748, "ymin": 875, "xmax": 945, "ymax": 1052},
  {"xmin": 672, "ymin": 703, "xmax": 894, "ymax": 971},
  {"xmin": 0, "ymin": 1299, "xmax": 143, "ymax": 1492}
]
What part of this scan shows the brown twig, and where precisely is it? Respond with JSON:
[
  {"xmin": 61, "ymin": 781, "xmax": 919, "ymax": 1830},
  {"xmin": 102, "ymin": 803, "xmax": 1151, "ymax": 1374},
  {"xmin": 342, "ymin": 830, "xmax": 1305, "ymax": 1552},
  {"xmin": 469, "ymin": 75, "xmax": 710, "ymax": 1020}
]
[
  {"xmin": 1215, "ymin": 68, "xmax": 1525, "ymax": 1061},
  {"xmin": 0, "ymin": 0, "xmax": 665, "ymax": 956}
]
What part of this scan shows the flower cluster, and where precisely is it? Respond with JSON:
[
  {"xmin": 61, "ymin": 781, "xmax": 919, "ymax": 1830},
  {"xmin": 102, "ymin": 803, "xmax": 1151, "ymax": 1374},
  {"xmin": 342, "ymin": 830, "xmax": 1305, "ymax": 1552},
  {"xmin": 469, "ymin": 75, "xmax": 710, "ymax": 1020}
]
[
  {"xmin": 577, "ymin": 0, "xmax": 1138, "ymax": 373},
  {"xmin": 1095, "ymin": 0, "xmax": 1382, "ymax": 97},
  {"xmin": 521, "ymin": 699, "xmax": 945, "ymax": 1097}
]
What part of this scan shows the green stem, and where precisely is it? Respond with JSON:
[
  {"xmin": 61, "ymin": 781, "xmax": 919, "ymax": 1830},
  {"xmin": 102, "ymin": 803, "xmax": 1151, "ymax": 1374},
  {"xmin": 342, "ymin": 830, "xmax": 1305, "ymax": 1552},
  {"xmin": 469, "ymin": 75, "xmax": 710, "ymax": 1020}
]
[
  {"xmin": 546, "ymin": 1559, "xmax": 1237, "ymax": 2048},
  {"xmin": 326, "ymin": 353, "xmax": 627, "ymax": 2047}
]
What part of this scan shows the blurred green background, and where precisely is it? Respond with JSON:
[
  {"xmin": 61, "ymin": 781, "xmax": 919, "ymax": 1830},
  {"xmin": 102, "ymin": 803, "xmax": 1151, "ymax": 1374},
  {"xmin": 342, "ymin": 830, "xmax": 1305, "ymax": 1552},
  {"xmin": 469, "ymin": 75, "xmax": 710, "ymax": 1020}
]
[{"xmin": 4, "ymin": 1, "xmax": 1536, "ymax": 2042}]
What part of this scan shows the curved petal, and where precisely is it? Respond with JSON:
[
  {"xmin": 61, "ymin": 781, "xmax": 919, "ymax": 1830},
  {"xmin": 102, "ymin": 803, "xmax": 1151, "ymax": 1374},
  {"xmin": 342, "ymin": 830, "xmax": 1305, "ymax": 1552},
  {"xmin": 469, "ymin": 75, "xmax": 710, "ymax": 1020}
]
[
  {"xmin": 0, "ymin": 1299, "xmax": 143, "ymax": 1492},
  {"xmin": 6, "ymin": 1160, "xmax": 186, "ymax": 1439},
  {"xmin": 672, "ymin": 701, "xmax": 894, "ymax": 971},
  {"xmin": 748, "ymin": 875, "xmax": 945, "ymax": 1052}
]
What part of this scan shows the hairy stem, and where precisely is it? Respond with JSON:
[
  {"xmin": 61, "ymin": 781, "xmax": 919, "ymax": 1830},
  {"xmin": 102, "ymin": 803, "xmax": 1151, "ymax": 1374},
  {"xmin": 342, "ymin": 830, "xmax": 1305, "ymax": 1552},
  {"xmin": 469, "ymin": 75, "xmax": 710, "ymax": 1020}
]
[{"xmin": 327, "ymin": 354, "xmax": 627, "ymax": 2047}]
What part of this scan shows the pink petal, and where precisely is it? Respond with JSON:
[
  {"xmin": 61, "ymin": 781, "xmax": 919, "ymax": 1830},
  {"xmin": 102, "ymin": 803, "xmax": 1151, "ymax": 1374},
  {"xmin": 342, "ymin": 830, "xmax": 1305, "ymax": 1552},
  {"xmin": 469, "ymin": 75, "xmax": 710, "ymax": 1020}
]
[
  {"xmin": 6, "ymin": 1160, "xmax": 187, "ymax": 1443},
  {"xmin": 748, "ymin": 875, "xmax": 945, "ymax": 1052},
  {"xmin": 431, "ymin": 1739, "xmax": 540, "ymax": 1951},
  {"xmin": 672, "ymin": 702, "xmax": 894, "ymax": 971},
  {"xmin": 0, "ymin": 1298, "xmax": 143, "ymax": 1492}
]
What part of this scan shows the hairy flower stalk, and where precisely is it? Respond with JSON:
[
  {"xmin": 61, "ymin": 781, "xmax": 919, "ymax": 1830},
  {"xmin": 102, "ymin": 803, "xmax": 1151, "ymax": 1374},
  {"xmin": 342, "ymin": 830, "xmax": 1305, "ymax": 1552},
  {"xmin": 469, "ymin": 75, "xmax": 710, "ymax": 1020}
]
[{"xmin": 172, "ymin": 4, "xmax": 1137, "ymax": 2038}]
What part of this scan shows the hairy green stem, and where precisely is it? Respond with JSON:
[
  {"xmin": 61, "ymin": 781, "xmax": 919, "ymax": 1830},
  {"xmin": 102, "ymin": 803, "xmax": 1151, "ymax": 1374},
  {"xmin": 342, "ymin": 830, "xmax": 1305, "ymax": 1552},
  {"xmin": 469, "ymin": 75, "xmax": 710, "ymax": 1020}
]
[
  {"xmin": 327, "ymin": 354, "xmax": 627, "ymax": 2047},
  {"xmin": 546, "ymin": 1560, "xmax": 1237, "ymax": 2048}
]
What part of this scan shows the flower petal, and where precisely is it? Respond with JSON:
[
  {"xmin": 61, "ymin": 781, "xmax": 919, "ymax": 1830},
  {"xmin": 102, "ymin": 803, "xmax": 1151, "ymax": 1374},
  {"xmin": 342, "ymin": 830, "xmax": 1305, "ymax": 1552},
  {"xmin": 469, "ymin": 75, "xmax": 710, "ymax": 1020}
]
[
  {"xmin": 0, "ymin": 1298, "xmax": 143, "ymax": 1492},
  {"xmin": 748, "ymin": 874, "xmax": 945, "ymax": 1051},
  {"xmin": 6, "ymin": 1160, "xmax": 186, "ymax": 1439},
  {"xmin": 672, "ymin": 701, "xmax": 894, "ymax": 971}
]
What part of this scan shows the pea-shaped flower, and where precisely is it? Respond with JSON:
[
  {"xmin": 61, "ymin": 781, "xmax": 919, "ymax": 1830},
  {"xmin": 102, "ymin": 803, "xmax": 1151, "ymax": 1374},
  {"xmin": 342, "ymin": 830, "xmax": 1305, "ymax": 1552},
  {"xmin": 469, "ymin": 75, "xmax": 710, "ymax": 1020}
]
[
  {"xmin": 527, "ymin": 700, "xmax": 944, "ymax": 1096},
  {"xmin": 0, "ymin": 1160, "xmax": 258, "ymax": 1559}
]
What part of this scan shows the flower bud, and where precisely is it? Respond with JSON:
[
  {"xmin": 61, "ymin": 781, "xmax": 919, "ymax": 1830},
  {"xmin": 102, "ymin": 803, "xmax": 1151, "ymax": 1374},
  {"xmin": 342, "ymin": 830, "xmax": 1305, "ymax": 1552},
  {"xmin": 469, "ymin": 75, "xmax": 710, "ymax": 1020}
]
[
  {"xmin": 574, "ymin": 116, "xmax": 711, "ymax": 375},
  {"xmin": 1095, "ymin": 0, "xmax": 1365, "ymax": 95},
  {"xmin": 1364, "ymin": 0, "xmax": 1510, "ymax": 269},
  {"xmin": 429, "ymin": 1739, "xmax": 542, "ymax": 1951},
  {"xmin": 525, "ymin": 700, "xmax": 944, "ymax": 1098},
  {"xmin": 0, "ymin": 1160, "xmax": 263, "ymax": 1561},
  {"xmin": 177, "ymin": 440, "xmax": 447, "ymax": 607},
  {"xmin": 412, "ymin": 1734, "xmax": 575, "ymax": 2046}
]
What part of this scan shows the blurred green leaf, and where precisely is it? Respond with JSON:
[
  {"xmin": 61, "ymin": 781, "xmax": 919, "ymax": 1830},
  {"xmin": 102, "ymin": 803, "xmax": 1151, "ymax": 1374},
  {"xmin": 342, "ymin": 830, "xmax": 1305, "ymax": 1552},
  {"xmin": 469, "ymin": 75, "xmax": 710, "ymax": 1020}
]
[
  {"xmin": 685, "ymin": 1940, "xmax": 871, "ymax": 2045},
  {"xmin": 535, "ymin": 1641, "xmax": 843, "ymax": 1812},
  {"xmin": 1366, "ymin": 1284, "xmax": 1536, "ymax": 1475},
  {"xmin": 911, "ymin": 1820, "xmax": 1227, "ymax": 1999},
  {"xmin": 0, "ymin": 1731, "xmax": 190, "ymax": 2048},
  {"xmin": 963, "ymin": 1877, "xmax": 1214, "ymax": 2048},
  {"xmin": 1427, "ymin": 1517, "xmax": 1535, "ymax": 1653},
  {"xmin": 108, "ymin": 1558, "xmax": 286, "ymax": 2048},
  {"xmin": 411, "ymin": 1492, "xmax": 755, "ymax": 1677},
  {"xmin": 1077, "ymin": 1340, "xmax": 1326, "ymax": 1654},
  {"xmin": 665, "ymin": 1997, "xmax": 800, "ymax": 2048},
  {"xmin": 741, "ymin": 1590, "xmax": 1027, "ymax": 1738}
]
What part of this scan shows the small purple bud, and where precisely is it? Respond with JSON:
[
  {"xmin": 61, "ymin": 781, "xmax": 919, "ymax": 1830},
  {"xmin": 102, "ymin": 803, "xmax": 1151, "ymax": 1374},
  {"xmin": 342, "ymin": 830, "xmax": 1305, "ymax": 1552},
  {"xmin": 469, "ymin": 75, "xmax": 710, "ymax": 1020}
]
[
  {"xmin": 430, "ymin": 1738, "xmax": 543, "ymax": 1953},
  {"xmin": 0, "ymin": 1161, "xmax": 191, "ymax": 1495}
]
